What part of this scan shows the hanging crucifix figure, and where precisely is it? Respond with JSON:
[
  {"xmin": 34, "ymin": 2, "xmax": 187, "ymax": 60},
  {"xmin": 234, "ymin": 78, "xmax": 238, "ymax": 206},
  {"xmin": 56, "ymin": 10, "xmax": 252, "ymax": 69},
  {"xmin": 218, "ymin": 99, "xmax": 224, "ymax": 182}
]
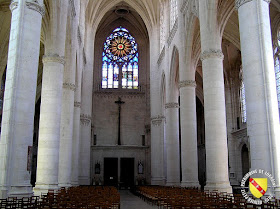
[{"xmin": 115, "ymin": 97, "xmax": 125, "ymax": 145}]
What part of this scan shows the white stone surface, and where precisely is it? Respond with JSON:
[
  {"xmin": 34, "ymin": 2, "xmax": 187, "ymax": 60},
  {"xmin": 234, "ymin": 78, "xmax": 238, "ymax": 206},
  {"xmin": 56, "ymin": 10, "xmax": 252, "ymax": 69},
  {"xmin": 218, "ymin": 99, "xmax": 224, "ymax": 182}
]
[
  {"xmin": 71, "ymin": 48, "xmax": 83, "ymax": 186},
  {"xmin": 165, "ymin": 104, "xmax": 180, "ymax": 185},
  {"xmin": 237, "ymin": 0, "xmax": 280, "ymax": 197},
  {"xmin": 34, "ymin": 1, "xmax": 68, "ymax": 195},
  {"xmin": 0, "ymin": 0, "xmax": 43, "ymax": 198},
  {"xmin": 180, "ymin": 83, "xmax": 200, "ymax": 187},
  {"xmin": 149, "ymin": 29, "xmax": 166, "ymax": 185},
  {"xmin": 79, "ymin": 28, "xmax": 94, "ymax": 185},
  {"xmin": 58, "ymin": 16, "xmax": 77, "ymax": 188},
  {"xmin": 199, "ymin": 0, "xmax": 232, "ymax": 193}
]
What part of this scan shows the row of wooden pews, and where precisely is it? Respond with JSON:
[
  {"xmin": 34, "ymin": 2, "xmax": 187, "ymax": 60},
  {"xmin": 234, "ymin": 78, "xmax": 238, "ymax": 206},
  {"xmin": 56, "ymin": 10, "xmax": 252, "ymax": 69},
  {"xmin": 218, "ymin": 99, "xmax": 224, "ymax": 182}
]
[
  {"xmin": 135, "ymin": 186, "xmax": 280, "ymax": 208},
  {"xmin": 0, "ymin": 186, "xmax": 120, "ymax": 208}
]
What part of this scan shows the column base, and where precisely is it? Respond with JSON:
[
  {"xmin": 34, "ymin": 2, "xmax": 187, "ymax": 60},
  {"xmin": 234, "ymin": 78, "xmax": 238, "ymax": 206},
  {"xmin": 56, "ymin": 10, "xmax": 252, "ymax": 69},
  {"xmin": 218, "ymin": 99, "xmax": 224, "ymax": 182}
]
[
  {"xmin": 71, "ymin": 181, "xmax": 79, "ymax": 186},
  {"xmin": 58, "ymin": 183, "xmax": 72, "ymax": 188},
  {"xmin": 0, "ymin": 186, "xmax": 8, "ymax": 199},
  {"xmin": 78, "ymin": 176, "xmax": 90, "ymax": 185},
  {"xmin": 166, "ymin": 181, "xmax": 180, "ymax": 186},
  {"xmin": 274, "ymin": 186, "xmax": 280, "ymax": 199},
  {"xmin": 33, "ymin": 184, "xmax": 59, "ymax": 196},
  {"xmin": 0, "ymin": 185, "xmax": 33, "ymax": 198},
  {"xmin": 204, "ymin": 182, "xmax": 232, "ymax": 193},
  {"xmin": 181, "ymin": 181, "xmax": 201, "ymax": 188},
  {"xmin": 151, "ymin": 177, "xmax": 166, "ymax": 186}
]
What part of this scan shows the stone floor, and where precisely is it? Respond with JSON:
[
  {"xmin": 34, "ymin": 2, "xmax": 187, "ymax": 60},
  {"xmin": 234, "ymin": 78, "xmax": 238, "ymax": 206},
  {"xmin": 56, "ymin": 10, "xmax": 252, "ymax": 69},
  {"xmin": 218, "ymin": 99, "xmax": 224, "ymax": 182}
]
[{"xmin": 119, "ymin": 190, "xmax": 158, "ymax": 209}]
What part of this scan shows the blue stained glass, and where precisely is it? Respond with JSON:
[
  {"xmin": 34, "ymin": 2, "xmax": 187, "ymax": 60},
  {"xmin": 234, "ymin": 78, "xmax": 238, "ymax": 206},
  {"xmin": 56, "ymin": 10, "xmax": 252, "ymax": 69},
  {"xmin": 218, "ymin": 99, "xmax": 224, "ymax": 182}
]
[{"xmin": 102, "ymin": 26, "xmax": 139, "ymax": 89}]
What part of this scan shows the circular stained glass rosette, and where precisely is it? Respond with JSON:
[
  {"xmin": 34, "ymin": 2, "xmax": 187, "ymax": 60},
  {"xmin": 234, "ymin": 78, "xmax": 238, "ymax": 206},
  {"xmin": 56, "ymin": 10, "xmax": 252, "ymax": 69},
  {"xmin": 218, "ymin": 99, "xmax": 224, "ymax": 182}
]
[{"xmin": 104, "ymin": 27, "xmax": 138, "ymax": 63}]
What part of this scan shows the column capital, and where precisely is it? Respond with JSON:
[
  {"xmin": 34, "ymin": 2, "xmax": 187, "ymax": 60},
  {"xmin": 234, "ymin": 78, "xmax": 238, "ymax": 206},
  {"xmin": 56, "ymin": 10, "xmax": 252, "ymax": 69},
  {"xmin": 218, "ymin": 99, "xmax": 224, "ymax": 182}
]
[
  {"xmin": 10, "ymin": 0, "xmax": 45, "ymax": 16},
  {"xmin": 179, "ymin": 80, "xmax": 196, "ymax": 89},
  {"xmin": 74, "ymin": 101, "xmax": 81, "ymax": 108},
  {"xmin": 165, "ymin": 103, "xmax": 180, "ymax": 109},
  {"xmin": 235, "ymin": 0, "xmax": 271, "ymax": 10},
  {"xmin": 26, "ymin": 0, "xmax": 45, "ymax": 16},
  {"xmin": 42, "ymin": 54, "xmax": 65, "ymax": 65},
  {"xmin": 80, "ymin": 114, "xmax": 91, "ymax": 126},
  {"xmin": 200, "ymin": 49, "xmax": 224, "ymax": 61},
  {"xmin": 63, "ymin": 83, "xmax": 76, "ymax": 91},
  {"xmin": 10, "ymin": 1, "xmax": 18, "ymax": 12},
  {"xmin": 151, "ymin": 115, "xmax": 165, "ymax": 126}
]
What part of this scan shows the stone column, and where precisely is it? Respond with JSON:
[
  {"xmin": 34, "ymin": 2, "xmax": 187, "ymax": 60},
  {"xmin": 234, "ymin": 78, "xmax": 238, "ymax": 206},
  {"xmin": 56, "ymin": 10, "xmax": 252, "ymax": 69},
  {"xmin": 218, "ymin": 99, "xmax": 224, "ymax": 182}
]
[
  {"xmin": 180, "ymin": 80, "xmax": 200, "ymax": 187},
  {"xmin": 58, "ymin": 17, "xmax": 77, "ymax": 187},
  {"xmin": 236, "ymin": 0, "xmax": 280, "ymax": 197},
  {"xmin": 79, "ymin": 29, "xmax": 94, "ymax": 185},
  {"xmin": 178, "ymin": 0, "xmax": 200, "ymax": 187},
  {"xmin": 199, "ymin": 0, "xmax": 232, "ymax": 193},
  {"xmin": 150, "ymin": 116, "xmax": 166, "ymax": 185},
  {"xmin": 71, "ymin": 47, "xmax": 83, "ymax": 186},
  {"xmin": 165, "ymin": 102, "xmax": 180, "ymax": 185},
  {"xmin": 150, "ymin": 28, "xmax": 165, "ymax": 185},
  {"xmin": 34, "ymin": 0, "xmax": 68, "ymax": 195},
  {"xmin": 0, "ymin": 0, "xmax": 44, "ymax": 198}
]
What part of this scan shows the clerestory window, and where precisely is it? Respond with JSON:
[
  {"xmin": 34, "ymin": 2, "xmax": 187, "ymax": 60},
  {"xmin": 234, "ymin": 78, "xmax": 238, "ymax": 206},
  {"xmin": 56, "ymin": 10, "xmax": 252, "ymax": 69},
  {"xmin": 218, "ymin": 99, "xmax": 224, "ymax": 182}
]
[
  {"xmin": 240, "ymin": 68, "xmax": 247, "ymax": 123},
  {"xmin": 274, "ymin": 35, "xmax": 280, "ymax": 108},
  {"xmin": 240, "ymin": 80, "xmax": 247, "ymax": 123},
  {"xmin": 102, "ymin": 26, "xmax": 139, "ymax": 89}
]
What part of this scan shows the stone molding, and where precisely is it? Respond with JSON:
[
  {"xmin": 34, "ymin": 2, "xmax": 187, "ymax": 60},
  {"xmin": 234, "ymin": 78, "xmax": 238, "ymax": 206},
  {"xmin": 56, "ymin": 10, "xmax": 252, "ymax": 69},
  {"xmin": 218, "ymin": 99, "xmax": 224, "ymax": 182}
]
[
  {"xmin": 94, "ymin": 91, "xmax": 145, "ymax": 99},
  {"xmin": 83, "ymin": 48, "xmax": 87, "ymax": 65},
  {"xmin": 180, "ymin": 0, "xmax": 188, "ymax": 13},
  {"xmin": 77, "ymin": 28, "xmax": 82, "ymax": 46},
  {"xmin": 42, "ymin": 54, "xmax": 65, "ymax": 65},
  {"xmin": 63, "ymin": 83, "xmax": 76, "ymax": 91},
  {"xmin": 69, "ymin": 0, "xmax": 76, "ymax": 17},
  {"xmin": 26, "ymin": 0, "xmax": 45, "ymax": 16},
  {"xmin": 10, "ymin": 1, "xmax": 18, "ymax": 12},
  {"xmin": 157, "ymin": 46, "xmax": 165, "ymax": 66},
  {"xmin": 165, "ymin": 102, "xmax": 180, "ymax": 109},
  {"xmin": 179, "ymin": 80, "xmax": 196, "ymax": 88},
  {"xmin": 80, "ymin": 114, "xmax": 91, "ymax": 126},
  {"xmin": 74, "ymin": 101, "xmax": 81, "ymax": 108},
  {"xmin": 151, "ymin": 115, "xmax": 166, "ymax": 126},
  {"xmin": 235, "ymin": 0, "xmax": 270, "ymax": 10},
  {"xmin": 167, "ymin": 18, "xmax": 178, "ymax": 46},
  {"xmin": 200, "ymin": 49, "xmax": 224, "ymax": 61}
]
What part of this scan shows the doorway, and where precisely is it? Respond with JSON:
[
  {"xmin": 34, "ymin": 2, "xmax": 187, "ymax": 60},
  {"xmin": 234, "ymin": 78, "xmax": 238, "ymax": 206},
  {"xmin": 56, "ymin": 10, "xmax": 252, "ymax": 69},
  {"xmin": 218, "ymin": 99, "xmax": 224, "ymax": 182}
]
[
  {"xmin": 104, "ymin": 158, "xmax": 118, "ymax": 187},
  {"xmin": 120, "ymin": 158, "xmax": 134, "ymax": 189}
]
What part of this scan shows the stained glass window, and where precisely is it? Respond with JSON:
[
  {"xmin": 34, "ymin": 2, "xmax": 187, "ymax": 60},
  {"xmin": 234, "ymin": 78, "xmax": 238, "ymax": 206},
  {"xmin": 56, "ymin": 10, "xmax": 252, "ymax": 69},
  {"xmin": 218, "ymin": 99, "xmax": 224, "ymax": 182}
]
[
  {"xmin": 240, "ymin": 81, "xmax": 247, "ymax": 123},
  {"xmin": 274, "ymin": 35, "xmax": 280, "ymax": 108},
  {"xmin": 102, "ymin": 26, "xmax": 139, "ymax": 89}
]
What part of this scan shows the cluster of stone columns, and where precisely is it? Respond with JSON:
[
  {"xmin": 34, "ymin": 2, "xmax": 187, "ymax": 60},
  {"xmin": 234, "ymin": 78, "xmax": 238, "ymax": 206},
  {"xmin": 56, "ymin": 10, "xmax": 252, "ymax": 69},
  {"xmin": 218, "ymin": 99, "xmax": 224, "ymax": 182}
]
[{"xmin": 0, "ymin": 0, "xmax": 88, "ymax": 198}]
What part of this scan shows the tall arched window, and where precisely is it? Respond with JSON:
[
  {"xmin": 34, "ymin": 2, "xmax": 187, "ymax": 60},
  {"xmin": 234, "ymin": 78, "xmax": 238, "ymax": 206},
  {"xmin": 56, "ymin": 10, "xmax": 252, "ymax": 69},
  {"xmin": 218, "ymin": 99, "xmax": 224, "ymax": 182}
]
[
  {"xmin": 102, "ymin": 26, "xmax": 139, "ymax": 89},
  {"xmin": 274, "ymin": 33, "xmax": 280, "ymax": 108},
  {"xmin": 240, "ymin": 68, "xmax": 247, "ymax": 123},
  {"xmin": 170, "ymin": 0, "xmax": 178, "ymax": 30},
  {"xmin": 275, "ymin": 55, "xmax": 280, "ymax": 107},
  {"xmin": 240, "ymin": 81, "xmax": 247, "ymax": 123}
]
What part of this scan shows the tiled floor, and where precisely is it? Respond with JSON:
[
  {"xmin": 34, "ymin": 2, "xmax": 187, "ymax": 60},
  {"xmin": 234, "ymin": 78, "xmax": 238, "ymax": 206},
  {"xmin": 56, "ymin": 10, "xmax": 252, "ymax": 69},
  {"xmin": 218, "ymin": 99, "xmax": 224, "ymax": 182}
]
[{"xmin": 119, "ymin": 190, "xmax": 158, "ymax": 209}]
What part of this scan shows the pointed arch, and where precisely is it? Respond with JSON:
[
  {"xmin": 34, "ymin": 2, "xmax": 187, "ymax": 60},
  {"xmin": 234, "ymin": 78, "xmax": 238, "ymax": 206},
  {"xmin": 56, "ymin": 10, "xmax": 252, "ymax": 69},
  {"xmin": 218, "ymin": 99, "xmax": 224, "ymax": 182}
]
[
  {"xmin": 85, "ymin": 0, "xmax": 159, "ymax": 37},
  {"xmin": 169, "ymin": 46, "xmax": 180, "ymax": 92}
]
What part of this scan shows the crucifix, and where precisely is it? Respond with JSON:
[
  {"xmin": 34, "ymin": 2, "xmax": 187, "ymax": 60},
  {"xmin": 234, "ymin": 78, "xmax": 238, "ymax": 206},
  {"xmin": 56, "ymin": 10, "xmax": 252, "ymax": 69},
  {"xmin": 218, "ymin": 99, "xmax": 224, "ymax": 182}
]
[{"xmin": 115, "ymin": 97, "xmax": 125, "ymax": 145}]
